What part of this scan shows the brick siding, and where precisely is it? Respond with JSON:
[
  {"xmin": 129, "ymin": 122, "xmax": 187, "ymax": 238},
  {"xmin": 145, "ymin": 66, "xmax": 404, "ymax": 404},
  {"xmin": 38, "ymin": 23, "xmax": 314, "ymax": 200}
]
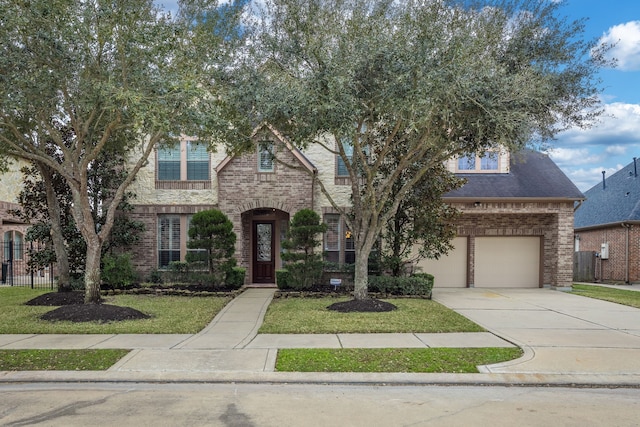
[
  {"xmin": 577, "ymin": 225, "xmax": 640, "ymax": 283},
  {"xmin": 449, "ymin": 200, "xmax": 576, "ymax": 288}
]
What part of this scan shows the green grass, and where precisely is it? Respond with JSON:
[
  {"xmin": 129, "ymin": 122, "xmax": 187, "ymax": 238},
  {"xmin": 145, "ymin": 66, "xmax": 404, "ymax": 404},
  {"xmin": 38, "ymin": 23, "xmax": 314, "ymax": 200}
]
[
  {"xmin": 0, "ymin": 287, "xmax": 231, "ymax": 334},
  {"xmin": 571, "ymin": 284, "xmax": 640, "ymax": 309},
  {"xmin": 0, "ymin": 349, "xmax": 130, "ymax": 371},
  {"xmin": 276, "ymin": 347, "xmax": 523, "ymax": 373},
  {"xmin": 259, "ymin": 297, "xmax": 485, "ymax": 334}
]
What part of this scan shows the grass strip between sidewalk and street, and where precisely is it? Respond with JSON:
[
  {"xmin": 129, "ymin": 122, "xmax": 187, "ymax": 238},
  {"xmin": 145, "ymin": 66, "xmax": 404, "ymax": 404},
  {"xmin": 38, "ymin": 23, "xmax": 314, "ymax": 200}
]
[
  {"xmin": 259, "ymin": 297, "xmax": 485, "ymax": 334},
  {"xmin": 0, "ymin": 287, "xmax": 231, "ymax": 334},
  {"xmin": 571, "ymin": 284, "xmax": 640, "ymax": 309},
  {"xmin": 276, "ymin": 347, "xmax": 524, "ymax": 373},
  {"xmin": 0, "ymin": 349, "xmax": 130, "ymax": 371}
]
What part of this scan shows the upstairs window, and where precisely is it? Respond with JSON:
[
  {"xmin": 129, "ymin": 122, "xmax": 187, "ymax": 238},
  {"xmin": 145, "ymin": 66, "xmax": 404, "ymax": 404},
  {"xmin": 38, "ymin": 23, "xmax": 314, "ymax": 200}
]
[
  {"xmin": 158, "ymin": 145, "xmax": 181, "ymax": 180},
  {"xmin": 457, "ymin": 151, "xmax": 500, "ymax": 172},
  {"xmin": 157, "ymin": 139, "xmax": 210, "ymax": 181},
  {"xmin": 258, "ymin": 141, "xmax": 275, "ymax": 172},
  {"xmin": 336, "ymin": 141, "xmax": 353, "ymax": 177},
  {"xmin": 186, "ymin": 141, "xmax": 209, "ymax": 180}
]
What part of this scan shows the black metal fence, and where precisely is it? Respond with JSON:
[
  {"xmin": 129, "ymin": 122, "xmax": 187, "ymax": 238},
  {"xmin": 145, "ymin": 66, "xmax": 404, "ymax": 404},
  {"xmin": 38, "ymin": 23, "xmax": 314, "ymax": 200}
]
[{"xmin": 1, "ymin": 240, "xmax": 56, "ymax": 290}]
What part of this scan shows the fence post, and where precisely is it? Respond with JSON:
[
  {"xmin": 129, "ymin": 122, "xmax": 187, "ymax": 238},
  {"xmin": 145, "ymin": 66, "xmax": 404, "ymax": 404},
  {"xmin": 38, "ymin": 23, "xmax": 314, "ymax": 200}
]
[{"xmin": 8, "ymin": 239, "xmax": 13, "ymax": 286}]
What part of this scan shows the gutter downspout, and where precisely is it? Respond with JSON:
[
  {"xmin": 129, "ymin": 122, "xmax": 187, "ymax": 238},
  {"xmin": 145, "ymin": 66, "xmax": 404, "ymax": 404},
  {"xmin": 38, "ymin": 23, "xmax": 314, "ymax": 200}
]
[{"xmin": 623, "ymin": 223, "xmax": 631, "ymax": 284}]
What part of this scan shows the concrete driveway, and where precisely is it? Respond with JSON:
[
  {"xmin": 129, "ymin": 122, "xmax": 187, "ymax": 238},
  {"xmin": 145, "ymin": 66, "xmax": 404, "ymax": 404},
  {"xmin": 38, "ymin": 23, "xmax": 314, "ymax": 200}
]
[{"xmin": 433, "ymin": 287, "xmax": 640, "ymax": 376}]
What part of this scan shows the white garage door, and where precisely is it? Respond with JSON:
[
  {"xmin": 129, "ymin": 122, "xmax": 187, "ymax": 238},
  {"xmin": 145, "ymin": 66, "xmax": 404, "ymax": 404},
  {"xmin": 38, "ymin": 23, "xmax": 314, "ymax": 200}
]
[
  {"xmin": 474, "ymin": 237, "xmax": 540, "ymax": 288},
  {"xmin": 415, "ymin": 237, "xmax": 467, "ymax": 288}
]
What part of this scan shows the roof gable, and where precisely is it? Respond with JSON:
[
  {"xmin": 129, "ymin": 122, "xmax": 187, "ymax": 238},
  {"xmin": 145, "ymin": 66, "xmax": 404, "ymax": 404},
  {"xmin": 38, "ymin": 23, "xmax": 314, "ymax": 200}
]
[{"xmin": 215, "ymin": 123, "xmax": 316, "ymax": 174}]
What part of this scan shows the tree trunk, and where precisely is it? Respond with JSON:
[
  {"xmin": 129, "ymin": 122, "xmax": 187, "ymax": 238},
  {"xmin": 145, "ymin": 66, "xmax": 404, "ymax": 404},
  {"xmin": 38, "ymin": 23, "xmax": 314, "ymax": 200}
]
[
  {"xmin": 353, "ymin": 254, "xmax": 369, "ymax": 300},
  {"xmin": 37, "ymin": 164, "xmax": 71, "ymax": 292},
  {"xmin": 84, "ymin": 240, "xmax": 102, "ymax": 304}
]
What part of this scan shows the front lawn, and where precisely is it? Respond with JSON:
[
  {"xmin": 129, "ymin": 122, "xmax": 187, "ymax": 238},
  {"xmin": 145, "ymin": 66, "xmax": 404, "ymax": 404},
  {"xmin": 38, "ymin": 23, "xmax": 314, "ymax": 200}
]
[
  {"xmin": 276, "ymin": 347, "xmax": 523, "ymax": 373},
  {"xmin": 259, "ymin": 297, "xmax": 485, "ymax": 334},
  {"xmin": 0, "ymin": 349, "xmax": 130, "ymax": 371},
  {"xmin": 0, "ymin": 287, "xmax": 231, "ymax": 334},
  {"xmin": 571, "ymin": 284, "xmax": 640, "ymax": 309}
]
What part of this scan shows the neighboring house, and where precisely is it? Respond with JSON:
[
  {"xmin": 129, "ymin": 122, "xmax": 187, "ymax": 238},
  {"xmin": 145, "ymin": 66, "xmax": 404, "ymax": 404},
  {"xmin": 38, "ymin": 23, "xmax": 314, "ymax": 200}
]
[
  {"xmin": 0, "ymin": 160, "xmax": 32, "ymax": 279},
  {"xmin": 574, "ymin": 158, "xmax": 640, "ymax": 284},
  {"xmin": 417, "ymin": 150, "xmax": 584, "ymax": 290},
  {"xmin": 0, "ymin": 127, "xmax": 582, "ymax": 290}
]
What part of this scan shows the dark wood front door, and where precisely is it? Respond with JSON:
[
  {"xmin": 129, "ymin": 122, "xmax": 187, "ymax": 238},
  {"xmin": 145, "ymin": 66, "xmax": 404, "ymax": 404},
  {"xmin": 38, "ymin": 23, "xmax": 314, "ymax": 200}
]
[{"xmin": 253, "ymin": 221, "xmax": 275, "ymax": 283}]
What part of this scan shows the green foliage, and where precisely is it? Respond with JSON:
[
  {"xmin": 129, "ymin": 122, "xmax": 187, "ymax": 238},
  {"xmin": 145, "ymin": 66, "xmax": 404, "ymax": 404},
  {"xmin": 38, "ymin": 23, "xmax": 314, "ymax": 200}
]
[
  {"xmin": 367, "ymin": 275, "xmax": 433, "ymax": 297},
  {"xmin": 226, "ymin": 267, "xmax": 246, "ymax": 289},
  {"xmin": 259, "ymin": 297, "xmax": 485, "ymax": 334},
  {"xmin": 0, "ymin": 349, "xmax": 131, "ymax": 371},
  {"xmin": 276, "ymin": 347, "xmax": 523, "ymax": 373},
  {"xmin": 0, "ymin": 0, "xmax": 249, "ymax": 302},
  {"xmin": 281, "ymin": 209, "xmax": 327, "ymax": 289},
  {"xmin": 276, "ymin": 269, "xmax": 292, "ymax": 290},
  {"xmin": 233, "ymin": 0, "xmax": 610, "ymax": 300},
  {"xmin": 187, "ymin": 209, "xmax": 237, "ymax": 283},
  {"xmin": 101, "ymin": 253, "xmax": 138, "ymax": 289},
  {"xmin": 0, "ymin": 287, "xmax": 231, "ymax": 334},
  {"xmin": 147, "ymin": 270, "xmax": 164, "ymax": 284}
]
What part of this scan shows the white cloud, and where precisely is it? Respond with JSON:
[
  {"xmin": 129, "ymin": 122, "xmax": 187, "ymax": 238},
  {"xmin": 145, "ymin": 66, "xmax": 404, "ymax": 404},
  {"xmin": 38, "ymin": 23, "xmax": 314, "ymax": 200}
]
[
  {"xmin": 599, "ymin": 21, "xmax": 640, "ymax": 71},
  {"xmin": 563, "ymin": 165, "xmax": 625, "ymax": 192},
  {"xmin": 547, "ymin": 147, "xmax": 602, "ymax": 166},
  {"xmin": 555, "ymin": 102, "xmax": 640, "ymax": 146}
]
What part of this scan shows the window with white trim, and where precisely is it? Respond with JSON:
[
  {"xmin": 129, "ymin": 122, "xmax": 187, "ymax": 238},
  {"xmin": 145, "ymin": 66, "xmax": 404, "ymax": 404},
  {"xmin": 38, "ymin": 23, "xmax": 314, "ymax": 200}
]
[
  {"xmin": 158, "ymin": 215, "xmax": 181, "ymax": 268},
  {"xmin": 323, "ymin": 214, "xmax": 355, "ymax": 264},
  {"xmin": 457, "ymin": 151, "xmax": 499, "ymax": 172},
  {"xmin": 258, "ymin": 141, "xmax": 275, "ymax": 172},
  {"xmin": 157, "ymin": 139, "xmax": 210, "ymax": 181}
]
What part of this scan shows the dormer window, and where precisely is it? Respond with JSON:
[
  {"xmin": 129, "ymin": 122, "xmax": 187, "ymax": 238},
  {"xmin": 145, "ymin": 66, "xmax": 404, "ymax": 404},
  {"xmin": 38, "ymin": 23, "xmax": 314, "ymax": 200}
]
[
  {"xmin": 457, "ymin": 151, "xmax": 500, "ymax": 172},
  {"xmin": 258, "ymin": 141, "xmax": 275, "ymax": 172}
]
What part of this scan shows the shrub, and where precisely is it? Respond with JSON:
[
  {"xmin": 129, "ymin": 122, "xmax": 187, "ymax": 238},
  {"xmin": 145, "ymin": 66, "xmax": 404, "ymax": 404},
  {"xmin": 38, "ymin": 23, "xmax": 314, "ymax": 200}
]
[
  {"xmin": 276, "ymin": 269, "xmax": 292, "ymax": 290},
  {"xmin": 281, "ymin": 209, "xmax": 327, "ymax": 289},
  {"xmin": 367, "ymin": 274, "xmax": 433, "ymax": 297},
  {"xmin": 101, "ymin": 253, "xmax": 138, "ymax": 289},
  {"xmin": 226, "ymin": 267, "xmax": 246, "ymax": 289},
  {"xmin": 187, "ymin": 209, "xmax": 237, "ymax": 283},
  {"xmin": 148, "ymin": 270, "xmax": 164, "ymax": 284}
]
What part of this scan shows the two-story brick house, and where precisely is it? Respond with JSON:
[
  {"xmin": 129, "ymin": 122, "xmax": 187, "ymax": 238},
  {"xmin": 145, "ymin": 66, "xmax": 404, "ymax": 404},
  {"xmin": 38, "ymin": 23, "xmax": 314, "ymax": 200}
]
[
  {"xmin": 124, "ymin": 125, "xmax": 582, "ymax": 290},
  {"xmin": 0, "ymin": 124, "xmax": 582, "ymax": 289}
]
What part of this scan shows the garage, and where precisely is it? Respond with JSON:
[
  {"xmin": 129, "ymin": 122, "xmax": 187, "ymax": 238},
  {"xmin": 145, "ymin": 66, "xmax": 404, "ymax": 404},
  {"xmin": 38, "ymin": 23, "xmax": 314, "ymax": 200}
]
[
  {"xmin": 416, "ymin": 237, "xmax": 467, "ymax": 288},
  {"xmin": 474, "ymin": 236, "xmax": 541, "ymax": 288}
]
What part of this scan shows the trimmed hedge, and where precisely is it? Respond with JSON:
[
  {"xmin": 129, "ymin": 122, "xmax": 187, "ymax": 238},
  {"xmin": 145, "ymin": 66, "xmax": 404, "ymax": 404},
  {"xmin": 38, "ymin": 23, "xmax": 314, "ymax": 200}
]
[
  {"xmin": 367, "ymin": 274, "xmax": 434, "ymax": 297},
  {"xmin": 226, "ymin": 267, "xmax": 246, "ymax": 289},
  {"xmin": 276, "ymin": 269, "xmax": 292, "ymax": 290}
]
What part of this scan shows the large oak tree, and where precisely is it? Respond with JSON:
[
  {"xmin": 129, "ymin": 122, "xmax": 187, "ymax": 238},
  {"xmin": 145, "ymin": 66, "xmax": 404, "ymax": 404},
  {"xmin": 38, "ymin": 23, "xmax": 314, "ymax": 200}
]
[
  {"xmin": 235, "ymin": 0, "xmax": 610, "ymax": 300},
  {"xmin": 0, "ymin": 0, "xmax": 247, "ymax": 303}
]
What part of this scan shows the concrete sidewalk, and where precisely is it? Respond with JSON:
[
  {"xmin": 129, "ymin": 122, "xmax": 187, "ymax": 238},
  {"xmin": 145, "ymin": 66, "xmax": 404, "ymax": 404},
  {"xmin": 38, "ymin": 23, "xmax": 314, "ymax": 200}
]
[{"xmin": 2, "ymin": 286, "xmax": 640, "ymax": 386}]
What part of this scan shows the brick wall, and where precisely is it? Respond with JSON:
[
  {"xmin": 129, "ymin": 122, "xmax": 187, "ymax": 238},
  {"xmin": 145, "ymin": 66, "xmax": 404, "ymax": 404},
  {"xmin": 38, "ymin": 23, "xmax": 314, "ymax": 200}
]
[
  {"xmin": 577, "ymin": 225, "xmax": 640, "ymax": 283},
  {"xmin": 448, "ymin": 200, "xmax": 576, "ymax": 288},
  {"xmin": 128, "ymin": 204, "xmax": 216, "ymax": 277},
  {"xmin": 217, "ymin": 139, "xmax": 315, "ymax": 272}
]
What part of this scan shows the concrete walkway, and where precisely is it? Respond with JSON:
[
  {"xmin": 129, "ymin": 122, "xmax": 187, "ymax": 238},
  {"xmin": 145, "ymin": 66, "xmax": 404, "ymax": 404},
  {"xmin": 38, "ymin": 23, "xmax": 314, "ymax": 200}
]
[{"xmin": 2, "ymin": 286, "xmax": 640, "ymax": 386}]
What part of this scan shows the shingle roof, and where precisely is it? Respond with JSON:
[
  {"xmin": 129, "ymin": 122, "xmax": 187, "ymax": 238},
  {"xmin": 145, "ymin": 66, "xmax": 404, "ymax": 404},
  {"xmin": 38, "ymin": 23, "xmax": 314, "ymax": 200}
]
[
  {"xmin": 574, "ymin": 158, "xmax": 640, "ymax": 229},
  {"xmin": 444, "ymin": 149, "xmax": 584, "ymax": 200}
]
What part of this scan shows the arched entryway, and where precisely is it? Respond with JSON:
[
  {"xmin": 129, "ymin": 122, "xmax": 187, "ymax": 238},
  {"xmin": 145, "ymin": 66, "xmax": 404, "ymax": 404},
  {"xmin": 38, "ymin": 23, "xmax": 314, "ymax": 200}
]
[{"xmin": 241, "ymin": 208, "xmax": 290, "ymax": 285}]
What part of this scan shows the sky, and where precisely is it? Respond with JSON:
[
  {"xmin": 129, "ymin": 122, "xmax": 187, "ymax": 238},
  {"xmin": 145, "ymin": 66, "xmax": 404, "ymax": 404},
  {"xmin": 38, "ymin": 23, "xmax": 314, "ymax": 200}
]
[
  {"xmin": 546, "ymin": 0, "xmax": 640, "ymax": 192},
  {"xmin": 155, "ymin": 0, "xmax": 639, "ymax": 192}
]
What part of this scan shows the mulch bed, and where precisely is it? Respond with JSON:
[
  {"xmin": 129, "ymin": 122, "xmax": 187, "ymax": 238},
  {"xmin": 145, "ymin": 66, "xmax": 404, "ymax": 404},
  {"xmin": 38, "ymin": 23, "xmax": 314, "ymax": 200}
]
[
  {"xmin": 25, "ymin": 291, "xmax": 150, "ymax": 323},
  {"xmin": 326, "ymin": 298, "xmax": 398, "ymax": 312}
]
